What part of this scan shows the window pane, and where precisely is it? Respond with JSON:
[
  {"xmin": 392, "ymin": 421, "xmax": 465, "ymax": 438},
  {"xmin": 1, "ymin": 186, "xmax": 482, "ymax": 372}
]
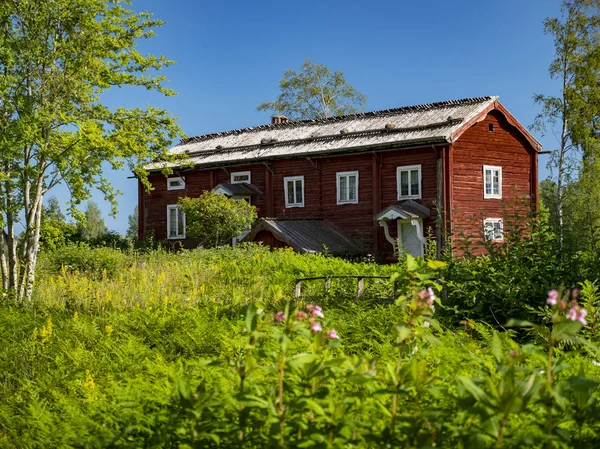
[
  {"xmin": 295, "ymin": 180, "xmax": 303, "ymax": 204},
  {"xmin": 178, "ymin": 209, "xmax": 185, "ymax": 236},
  {"xmin": 400, "ymin": 171, "xmax": 409, "ymax": 196},
  {"xmin": 484, "ymin": 222, "xmax": 493, "ymax": 240},
  {"xmin": 287, "ymin": 181, "xmax": 295, "ymax": 204},
  {"xmin": 493, "ymin": 170, "xmax": 500, "ymax": 195},
  {"xmin": 339, "ymin": 176, "xmax": 347, "ymax": 201},
  {"xmin": 410, "ymin": 170, "xmax": 419, "ymax": 196},
  {"xmin": 349, "ymin": 175, "xmax": 356, "ymax": 200},
  {"xmin": 485, "ymin": 170, "xmax": 491, "ymax": 195},
  {"xmin": 169, "ymin": 207, "xmax": 177, "ymax": 236},
  {"xmin": 494, "ymin": 221, "xmax": 502, "ymax": 239}
]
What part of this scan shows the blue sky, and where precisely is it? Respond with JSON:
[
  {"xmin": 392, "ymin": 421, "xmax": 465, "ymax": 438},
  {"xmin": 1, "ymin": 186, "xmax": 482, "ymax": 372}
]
[{"xmin": 56, "ymin": 0, "xmax": 563, "ymax": 234}]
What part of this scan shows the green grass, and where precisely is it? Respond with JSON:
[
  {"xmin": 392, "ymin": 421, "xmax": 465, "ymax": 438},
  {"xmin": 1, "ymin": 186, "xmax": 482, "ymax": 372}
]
[{"xmin": 0, "ymin": 244, "xmax": 598, "ymax": 448}]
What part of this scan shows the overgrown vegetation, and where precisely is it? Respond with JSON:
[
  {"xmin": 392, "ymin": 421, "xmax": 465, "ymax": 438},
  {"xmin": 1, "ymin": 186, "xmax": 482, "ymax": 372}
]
[{"xmin": 0, "ymin": 245, "xmax": 598, "ymax": 448}]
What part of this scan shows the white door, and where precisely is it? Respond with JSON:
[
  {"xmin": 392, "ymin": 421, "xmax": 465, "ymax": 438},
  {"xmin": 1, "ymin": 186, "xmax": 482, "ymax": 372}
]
[{"xmin": 398, "ymin": 221, "xmax": 424, "ymax": 257}]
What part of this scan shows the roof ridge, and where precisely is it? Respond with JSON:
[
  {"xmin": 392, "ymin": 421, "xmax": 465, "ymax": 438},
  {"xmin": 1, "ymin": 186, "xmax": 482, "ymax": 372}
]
[{"xmin": 177, "ymin": 96, "xmax": 495, "ymax": 146}]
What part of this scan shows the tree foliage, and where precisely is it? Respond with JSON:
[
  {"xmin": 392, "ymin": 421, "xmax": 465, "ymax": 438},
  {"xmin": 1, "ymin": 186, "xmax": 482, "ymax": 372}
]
[
  {"xmin": 43, "ymin": 196, "xmax": 65, "ymax": 222},
  {"xmin": 532, "ymin": 0, "xmax": 600, "ymax": 253},
  {"xmin": 126, "ymin": 205, "xmax": 139, "ymax": 240},
  {"xmin": 80, "ymin": 201, "xmax": 107, "ymax": 240},
  {"xmin": 0, "ymin": 0, "xmax": 183, "ymax": 300},
  {"xmin": 178, "ymin": 192, "xmax": 257, "ymax": 247},
  {"xmin": 257, "ymin": 59, "xmax": 366, "ymax": 120}
]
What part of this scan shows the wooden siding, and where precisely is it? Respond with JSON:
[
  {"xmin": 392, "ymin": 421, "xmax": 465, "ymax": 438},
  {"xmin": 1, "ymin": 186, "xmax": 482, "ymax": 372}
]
[
  {"xmin": 140, "ymin": 109, "xmax": 538, "ymax": 260},
  {"xmin": 451, "ymin": 110, "xmax": 534, "ymax": 252}
]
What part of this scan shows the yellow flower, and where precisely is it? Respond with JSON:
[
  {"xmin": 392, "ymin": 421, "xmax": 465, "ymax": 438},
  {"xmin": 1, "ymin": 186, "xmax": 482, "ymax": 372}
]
[
  {"xmin": 73, "ymin": 311, "xmax": 79, "ymax": 321},
  {"xmin": 105, "ymin": 325, "xmax": 113, "ymax": 336},
  {"xmin": 40, "ymin": 317, "xmax": 53, "ymax": 344}
]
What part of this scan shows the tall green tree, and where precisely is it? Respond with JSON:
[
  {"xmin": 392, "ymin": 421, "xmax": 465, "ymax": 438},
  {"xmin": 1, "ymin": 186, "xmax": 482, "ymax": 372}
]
[
  {"xmin": 43, "ymin": 196, "xmax": 65, "ymax": 223},
  {"xmin": 80, "ymin": 201, "xmax": 107, "ymax": 240},
  {"xmin": 257, "ymin": 59, "xmax": 366, "ymax": 120},
  {"xmin": 126, "ymin": 205, "xmax": 138, "ymax": 240},
  {"xmin": 0, "ymin": 0, "xmax": 183, "ymax": 299},
  {"xmin": 533, "ymin": 0, "xmax": 600, "ymax": 253}
]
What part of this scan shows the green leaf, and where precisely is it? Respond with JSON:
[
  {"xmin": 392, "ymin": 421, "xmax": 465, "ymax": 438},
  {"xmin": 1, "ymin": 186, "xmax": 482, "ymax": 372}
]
[{"xmin": 505, "ymin": 319, "xmax": 534, "ymax": 328}]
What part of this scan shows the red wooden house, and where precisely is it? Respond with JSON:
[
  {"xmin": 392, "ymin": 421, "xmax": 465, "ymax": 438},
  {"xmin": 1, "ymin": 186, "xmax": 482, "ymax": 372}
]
[{"xmin": 138, "ymin": 96, "xmax": 541, "ymax": 260}]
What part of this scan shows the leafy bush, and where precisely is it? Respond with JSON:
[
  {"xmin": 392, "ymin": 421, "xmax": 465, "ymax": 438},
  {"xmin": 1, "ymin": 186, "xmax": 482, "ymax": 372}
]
[
  {"xmin": 179, "ymin": 191, "xmax": 257, "ymax": 247},
  {"xmin": 44, "ymin": 244, "xmax": 129, "ymax": 277}
]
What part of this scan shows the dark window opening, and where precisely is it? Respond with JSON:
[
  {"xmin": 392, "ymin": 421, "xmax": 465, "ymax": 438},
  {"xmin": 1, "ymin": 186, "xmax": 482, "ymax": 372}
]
[{"xmin": 489, "ymin": 123, "xmax": 494, "ymax": 132}]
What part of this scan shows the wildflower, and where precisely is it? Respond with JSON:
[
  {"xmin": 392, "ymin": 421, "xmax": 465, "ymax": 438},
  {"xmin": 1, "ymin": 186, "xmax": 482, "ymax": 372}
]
[
  {"xmin": 425, "ymin": 287, "xmax": 435, "ymax": 306},
  {"xmin": 547, "ymin": 289, "xmax": 558, "ymax": 306},
  {"xmin": 274, "ymin": 311, "xmax": 286, "ymax": 323},
  {"xmin": 566, "ymin": 303, "xmax": 588, "ymax": 326},
  {"xmin": 296, "ymin": 310, "xmax": 308, "ymax": 321},
  {"xmin": 306, "ymin": 304, "xmax": 324, "ymax": 318},
  {"xmin": 327, "ymin": 329, "xmax": 340, "ymax": 339},
  {"xmin": 310, "ymin": 322, "xmax": 322, "ymax": 334},
  {"xmin": 592, "ymin": 360, "xmax": 600, "ymax": 367}
]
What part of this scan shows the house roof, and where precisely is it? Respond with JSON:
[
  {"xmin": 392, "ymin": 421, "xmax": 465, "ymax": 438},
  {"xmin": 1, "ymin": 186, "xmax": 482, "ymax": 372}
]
[
  {"xmin": 212, "ymin": 183, "xmax": 262, "ymax": 197},
  {"xmin": 374, "ymin": 200, "xmax": 431, "ymax": 221},
  {"xmin": 150, "ymin": 96, "xmax": 542, "ymax": 171},
  {"xmin": 243, "ymin": 218, "xmax": 363, "ymax": 254}
]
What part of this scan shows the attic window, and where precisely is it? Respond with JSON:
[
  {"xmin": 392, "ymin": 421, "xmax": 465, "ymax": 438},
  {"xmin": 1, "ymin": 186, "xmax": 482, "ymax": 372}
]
[
  {"xmin": 231, "ymin": 171, "xmax": 251, "ymax": 184},
  {"xmin": 167, "ymin": 177, "xmax": 185, "ymax": 191},
  {"xmin": 489, "ymin": 123, "xmax": 494, "ymax": 132}
]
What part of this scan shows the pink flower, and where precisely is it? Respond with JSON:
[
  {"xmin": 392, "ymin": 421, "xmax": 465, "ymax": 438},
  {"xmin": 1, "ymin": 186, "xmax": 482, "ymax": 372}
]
[
  {"xmin": 274, "ymin": 311, "xmax": 286, "ymax": 323},
  {"xmin": 327, "ymin": 329, "xmax": 340, "ymax": 339},
  {"xmin": 547, "ymin": 289, "xmax": 558, "ymax": 306},
  {"xmin": 425, "ymin": 287, "xmax": 435, "ymax": 306},
  {"xmin": 310, "ymin": 322, "xmax": 322, "ymax": 334},
  {"xmin": 296, "ymin": 311, "xmax": 308, "ymax": 321},
  {"xmin": 566, "ymin": 304, "xmax": 588, "ymax": 326},
  {"xmin": 307, "ymin": 304, "xmax": 324, "ymax": 318}
]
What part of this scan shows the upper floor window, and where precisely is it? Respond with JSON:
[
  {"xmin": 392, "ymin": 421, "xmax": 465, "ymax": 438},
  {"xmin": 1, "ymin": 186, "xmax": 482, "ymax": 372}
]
[
  {"xmin": 484, "ymin": 218, "xmax": 503, "ymax": 241},
  {"xmin": 231, "ymin": 171, "xmax": 251, "ymax": 184},
  {"xmin": 284, "ymin": 176, "xmax": 304, "ymax": 208},
  {"xmin": 397, "ymin": 165, "xmax": 421, "ymax": 200},
  {"xmin": 337, "ymin": 171, "xmax": 358, "ymax": 204},
  {"xmin": 167, "ymin": 204, "xmax": 185, "ymax": 239},
  {"xmin": 483, "ymin": 165, "xmax": 502, "ymax": 199},
  {"xmin": 167, "ymin": 176, "xmax": 185, "ymax": 191}
]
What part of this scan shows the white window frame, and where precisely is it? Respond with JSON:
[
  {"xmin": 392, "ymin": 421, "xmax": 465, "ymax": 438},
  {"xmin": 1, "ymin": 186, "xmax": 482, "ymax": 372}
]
[
  {"xmin": 167, "ymin": 176, "xmax": 185, "ymax": 191},
  {"xmin": 284, "ymin": 176, "xmax": 304, "ymax": 208},
  {"xmin": 336, "ymin": 171, "xmax": 359, "ymax": 205},
  {"xmin": 483, "ymin": 218, "xmax": 503, "ymax": 241},
  {"xmin": 483, "ymin": 165, "xmax": 502, "ymax": 199},
  {"xmin": 231, "ymin": 171, "xmax": 251, "ymax": 184},
  {"xmin": 397, "ymin": 165, "xmax": 422, "ymax": 200},
  {"xmin": 167, "ymin": 204, "xmax": 186, "ymax": 239}
]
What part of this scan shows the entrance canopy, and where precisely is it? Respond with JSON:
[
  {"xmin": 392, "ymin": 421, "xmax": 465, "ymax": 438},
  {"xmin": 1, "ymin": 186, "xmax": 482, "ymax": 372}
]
[{"xmin": 374, "ymin": 200, "xmax": 430, "ymax": 257}]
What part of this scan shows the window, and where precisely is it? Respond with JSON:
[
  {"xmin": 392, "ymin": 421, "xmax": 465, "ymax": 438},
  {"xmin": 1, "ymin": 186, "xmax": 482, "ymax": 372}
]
[
  {"xmin": 167, "ymin": 177, "xmax": 185, "ymax": 191},
  {"xmin": 336, "ymin": 171, "xmax": 359, "ymax": 204},
  {"xmin": 397, "ymin": 165, "xmax": 421, "ymax": 199},
  {"xmin": 231, "ymin": 171, "xmax": 251, "ymax": 184},
  {"xmin": 483, "ymin": 165, "xmax": 502, "ymax": 199},
  {"xmin": 167, "ymin": 205, "xmax": 185, "ymax": 239},
  {"xmin": 284, "ymin": 176, "xmax": 304, "ymax": 207},
  {"xmin": 484, "ymin": 218, "xmax": 503, "ymax": 241}
]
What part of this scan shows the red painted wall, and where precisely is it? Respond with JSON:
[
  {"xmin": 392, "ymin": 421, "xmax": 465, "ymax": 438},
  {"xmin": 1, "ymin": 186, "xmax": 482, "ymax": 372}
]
[
  {"xmin": 451, "ymin": 110, "xmax": 535, "ymax": 252},
  {"xmin": 140, "ymin": 109, "xmax": 537, "ymax": 260}
]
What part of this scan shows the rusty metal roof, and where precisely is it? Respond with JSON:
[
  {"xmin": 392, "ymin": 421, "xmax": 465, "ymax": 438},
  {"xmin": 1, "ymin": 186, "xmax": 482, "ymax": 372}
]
[
  {"xmin": 243, "ymin": 218, "xmax": 363, "ymax": 254},
  {"xmin": 150, "ymin": 97, "xmax": 502, "ymax": 170},
  {"xmin": 150, "ymin": 96, "xmax": 541, "ymax": 170}
]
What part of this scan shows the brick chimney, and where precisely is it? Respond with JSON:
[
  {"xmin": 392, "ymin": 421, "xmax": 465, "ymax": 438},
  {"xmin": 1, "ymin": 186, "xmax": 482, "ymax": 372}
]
[{"xmin": 271, "ymin": 115, "xmax": 289, "ymax": 125}]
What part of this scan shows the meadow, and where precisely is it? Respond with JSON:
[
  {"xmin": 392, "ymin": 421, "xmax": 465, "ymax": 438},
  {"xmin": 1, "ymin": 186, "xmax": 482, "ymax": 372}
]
[{"xmin": 0, "ymin": 244, "xmax": 599, "ymax": 448}]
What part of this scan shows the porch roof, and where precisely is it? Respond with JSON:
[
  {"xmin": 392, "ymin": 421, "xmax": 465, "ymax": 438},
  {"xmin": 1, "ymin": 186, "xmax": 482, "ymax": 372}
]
[{"xmin": 374, "ymin": 200, "xmax": 430, "ymax": 221}]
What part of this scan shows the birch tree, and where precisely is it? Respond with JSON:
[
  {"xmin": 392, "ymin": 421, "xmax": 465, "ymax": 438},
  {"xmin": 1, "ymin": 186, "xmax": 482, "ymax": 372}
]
[
  {"xmin": 257, "ymin": 59, "xmax": 366, "ymax": 120},
  {"xmin": 533, "ymin": 0, "xmax": 600, "ymax": 253},
  {"xmin": 0, "ymin": 0, "xmax": 182, "ymax": 300}
]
